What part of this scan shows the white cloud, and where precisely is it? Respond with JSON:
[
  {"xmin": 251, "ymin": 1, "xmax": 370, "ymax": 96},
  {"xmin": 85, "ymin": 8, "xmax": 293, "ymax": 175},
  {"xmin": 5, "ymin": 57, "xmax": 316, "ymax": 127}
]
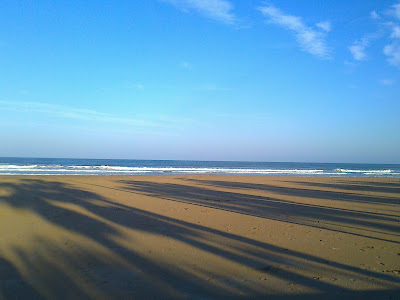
[
  {"xmin": 382, "ymin": 4, "xmax": 400, "ymax": 68},
  {"xmin": 389, "ymin": 3, "xmax": 400, "ymax": 20},
  {"xmin": 349, "ymin": 44, "xmax": 367, "ymax": 60},
  {"xmin": 370, "ymin": 11, "xmax": 380, "ymax": 20},
  {"xmin": 380, "ymin": 79, "xmax": 395, "ymax": 85},
  {"xmin": 316, "ymin": 21, "xmax": 331, "ymax": 32},
  {"xmin": 390, "ymin": 25, "xmax": 400, "ymax": 38},
  {"xmin": 350, "ymin": 3, "xmax": 400, "ymax": 69},
  {"xmin": 258, "ymin": 5, "xmax": 330, "ymax": 59},
  {"xmin": 383, "ymin": 41, "xmax": 400, "ymax": 67},
  {"xmin": 348, "ymin": 33, "xmax": 380, "ymax": 61},
  {"xmin": 160, "ymin": 0, "xmax": 235, "ymax": 24}
]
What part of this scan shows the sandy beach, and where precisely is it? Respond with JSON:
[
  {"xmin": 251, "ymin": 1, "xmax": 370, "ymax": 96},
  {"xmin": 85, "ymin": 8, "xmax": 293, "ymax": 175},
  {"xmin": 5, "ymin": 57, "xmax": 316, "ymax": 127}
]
[{"xmin": 0, "ymin": 175, "xmax": 399, "ymax": 299}]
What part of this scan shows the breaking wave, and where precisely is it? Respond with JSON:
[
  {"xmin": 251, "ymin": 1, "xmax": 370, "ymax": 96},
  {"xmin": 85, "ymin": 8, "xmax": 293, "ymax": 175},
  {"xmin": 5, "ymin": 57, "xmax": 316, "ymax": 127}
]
[
  {"xmin": 0, "ymin": 162, "xmax": 399, "ymax": 176},
  {"xmin": 334, "ymin": 168, "xmax": 396, "ymax": 175},
  {"xmin": 0, "ymin": 164, "xmax": 327, "ymax": 175}
]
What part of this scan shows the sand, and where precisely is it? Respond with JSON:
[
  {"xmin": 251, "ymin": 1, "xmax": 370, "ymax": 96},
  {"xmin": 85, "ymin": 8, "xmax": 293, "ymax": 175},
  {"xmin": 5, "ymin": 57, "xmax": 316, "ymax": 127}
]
[{"xmin": 0, "ymin": 175, "xmax": 399, "ymax": 299}]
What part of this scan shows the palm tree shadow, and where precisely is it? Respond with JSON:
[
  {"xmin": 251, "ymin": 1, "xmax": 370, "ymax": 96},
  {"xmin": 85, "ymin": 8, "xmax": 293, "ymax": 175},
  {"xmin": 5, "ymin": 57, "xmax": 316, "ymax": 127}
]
[
  {"xmin": 282, "ymin": 179, "xmax": 400, "ymax": 196},
  {"xmin": 188, "ymin": 179, "xmax": 400, "ymax": 206},
  {"xmin": 0, "ymin": 257, "xmax": 42, "ymax": 300},
  {"xmin": 119, "ymin": 179, "xmax": 400, "ymax": 242},
  {"xmin": 0, "ymin": 178, "xmax": 399, "ymax": 299}
]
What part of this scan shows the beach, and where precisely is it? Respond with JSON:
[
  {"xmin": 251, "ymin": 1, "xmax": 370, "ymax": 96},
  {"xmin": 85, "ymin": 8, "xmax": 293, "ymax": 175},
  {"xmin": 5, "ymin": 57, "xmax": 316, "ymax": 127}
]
[{"xmin": 0, "ymin": 175, "xmax": 399, "ymax": 299}]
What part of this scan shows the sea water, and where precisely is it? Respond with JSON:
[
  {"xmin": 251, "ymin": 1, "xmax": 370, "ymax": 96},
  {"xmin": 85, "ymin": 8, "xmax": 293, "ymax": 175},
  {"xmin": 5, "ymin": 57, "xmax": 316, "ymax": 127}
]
[{"xmin": 0, "ymin": 157, "xmax": 399, "ymax": 177}]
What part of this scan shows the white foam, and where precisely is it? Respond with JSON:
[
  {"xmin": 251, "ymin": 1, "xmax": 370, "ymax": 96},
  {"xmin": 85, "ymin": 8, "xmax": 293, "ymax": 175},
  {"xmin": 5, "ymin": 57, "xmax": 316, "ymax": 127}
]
[
  {"xmin": 0, "ymin": 164, "xmax": 38, "ymax": 170},
  {"xmin": 0, "ymin": 164, "xmax": 398, "ymax": 176},
  {"xmin": 334, "ymin": 168, "xmax": 392, "ymax": 174},
  {"xmin": 0, "ymin": 164, "xmax": 326, "ymax": 175}
]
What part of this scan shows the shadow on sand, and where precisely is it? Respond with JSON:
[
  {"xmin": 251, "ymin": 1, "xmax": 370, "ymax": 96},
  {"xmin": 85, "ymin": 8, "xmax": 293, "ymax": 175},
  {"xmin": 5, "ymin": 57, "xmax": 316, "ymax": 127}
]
[
  {"xmin": 0, "ymin": 177, "xmax": 399, "ymax": 299},
  {"xmin": 120, "ymin": 178, "xmax": 400, "ymax": 240}
]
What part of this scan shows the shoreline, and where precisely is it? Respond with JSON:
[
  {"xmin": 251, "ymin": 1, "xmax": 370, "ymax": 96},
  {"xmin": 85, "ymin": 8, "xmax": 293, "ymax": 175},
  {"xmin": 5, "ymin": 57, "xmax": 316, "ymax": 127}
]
[
  {"xmin": 1, "ymin": 175, "xmax": 399, "ymax": 298},
  {"xmin": 1, "ymin": 158, "xmax": 399, "ymax": 177},
  {"xmin": 1, "ymin": 174, "xmax": 400, "ymax": 178}
]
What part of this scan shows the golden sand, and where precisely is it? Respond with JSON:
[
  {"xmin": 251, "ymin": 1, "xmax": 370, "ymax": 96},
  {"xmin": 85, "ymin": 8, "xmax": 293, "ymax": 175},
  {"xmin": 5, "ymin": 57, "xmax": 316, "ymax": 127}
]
[{"xmin": 0, "ymin": 176, "xmax": 399, "ymax": 299}]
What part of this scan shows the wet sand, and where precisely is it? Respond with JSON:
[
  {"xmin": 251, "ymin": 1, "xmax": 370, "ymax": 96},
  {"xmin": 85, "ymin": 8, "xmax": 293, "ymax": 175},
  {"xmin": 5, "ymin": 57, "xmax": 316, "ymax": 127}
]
[{"xmin": 0, "ymin": 175, "xmax": 399, "ymax": 299}]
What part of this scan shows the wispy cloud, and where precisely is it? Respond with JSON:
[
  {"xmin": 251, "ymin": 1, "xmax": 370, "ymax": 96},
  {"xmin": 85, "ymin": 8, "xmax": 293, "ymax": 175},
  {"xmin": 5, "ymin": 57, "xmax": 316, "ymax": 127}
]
[
  {"xmin": 258, "ymin": 5, "xmax": 331, "ymax": 59},
  {"xmin": 160, "ymin": 0, "xmax": 236, "ymax": 24},
  {"xmin": 383, "ymin": 41, "xmax": 400, "ymax": 67},
  {"xmin": 382, "ymin": 3, "xmax": 400, "ymax": 67},
  {"xmin": 370, "ymin": 11, "xmax": 380, "ymax": 20},
  {"xmin": 386, "ymin": 3, "xmax": 400, "ymax": 20},
  {"xmin": 349, "ymin": 44, "xmax": 367, "ymax": 61},
  {"xmin": 180, "ymin": 61, "xmax": 192, "ymax": 70},
  {"xmin": 351, "ymin": 2, "xmax": 400, "ymax": 69},
  {"xmin": 381, "ymin": 78, "xmax": 395, "ymax": 85},
  {"xmin": 390, "ymin": 24, "xmax": 400, "ymax": 38},
  {"xmin": 0, "ymin": 100, "xmax": 173, "ymax": 129},
  {"xmin": 348, "ymin": 33, "xmax": 380, "ymax": 61},
  {"xmin": 316, "ymin": 21, "xmax": 331, "ymax": 32}
]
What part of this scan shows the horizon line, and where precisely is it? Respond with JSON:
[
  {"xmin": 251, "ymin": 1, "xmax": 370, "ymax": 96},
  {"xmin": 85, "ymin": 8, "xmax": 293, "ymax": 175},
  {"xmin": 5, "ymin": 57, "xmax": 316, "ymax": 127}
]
[{"xmin": 1, "ymin": 156, "xmax": 399, "ymax": 165}]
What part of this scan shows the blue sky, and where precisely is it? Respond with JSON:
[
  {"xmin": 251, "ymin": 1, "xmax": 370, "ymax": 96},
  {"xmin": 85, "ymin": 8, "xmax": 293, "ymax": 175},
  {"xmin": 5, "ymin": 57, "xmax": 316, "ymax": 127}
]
[{"xmin": 0, "ymin": 0, "xmax": 399, "ymax": 163}]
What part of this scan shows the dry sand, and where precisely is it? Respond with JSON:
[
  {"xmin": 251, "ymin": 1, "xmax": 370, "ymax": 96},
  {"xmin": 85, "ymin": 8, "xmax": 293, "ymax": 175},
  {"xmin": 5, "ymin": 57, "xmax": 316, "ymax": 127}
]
[{"xmin": 0, "ymin": 175, "xmax": 399, "ymax": 299}]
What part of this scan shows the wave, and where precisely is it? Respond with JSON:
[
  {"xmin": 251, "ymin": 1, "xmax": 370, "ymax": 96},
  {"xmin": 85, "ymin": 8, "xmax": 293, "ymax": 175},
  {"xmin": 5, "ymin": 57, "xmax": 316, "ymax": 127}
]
[
  {"xmin": 0, "ymin": 164, "xmax": 38, "ymax": 170},
  {"xmin": 334, "ymin": 168, "xmax": 393, "ymax": 174},
  {"xmin": 0, "ymin": 164, "xmax": 326, "ymax": 175},
  {"xmin": 1, "ymin": 164, "xmax": 399, "ymax": 176}
]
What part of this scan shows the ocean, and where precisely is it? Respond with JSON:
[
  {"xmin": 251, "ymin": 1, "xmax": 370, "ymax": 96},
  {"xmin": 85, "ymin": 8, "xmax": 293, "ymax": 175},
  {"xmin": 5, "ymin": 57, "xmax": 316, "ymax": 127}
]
[{"xmin": 0, "ymin": 157, "xmax": 399, "ymax": 177}]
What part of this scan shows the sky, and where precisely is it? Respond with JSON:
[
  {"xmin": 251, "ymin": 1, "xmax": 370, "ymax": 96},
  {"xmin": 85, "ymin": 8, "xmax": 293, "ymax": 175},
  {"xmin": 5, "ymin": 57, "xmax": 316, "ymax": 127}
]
[{"xmin": 0, "ymin": 0, "xmax": 399, "ymax": 163}]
